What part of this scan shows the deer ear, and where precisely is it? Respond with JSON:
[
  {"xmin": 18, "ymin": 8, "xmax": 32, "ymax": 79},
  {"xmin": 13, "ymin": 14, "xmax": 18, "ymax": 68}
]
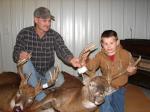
[{"xmin": 82, "ymin": 74, "xmax": 90, "ymax": 85}]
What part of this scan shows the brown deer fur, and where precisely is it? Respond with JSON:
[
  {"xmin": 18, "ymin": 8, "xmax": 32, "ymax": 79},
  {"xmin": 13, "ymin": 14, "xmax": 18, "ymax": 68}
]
[
  {"xmin": 29, "ymin": 72, "xmax": 108, "ymax": 112},
  {"xmin": 0, "ymin": 72, "xmax": 20, "ymax": 111}
]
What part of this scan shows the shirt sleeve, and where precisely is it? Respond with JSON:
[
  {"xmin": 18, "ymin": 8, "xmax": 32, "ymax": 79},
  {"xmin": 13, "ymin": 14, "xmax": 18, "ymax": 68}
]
[
  {"xmin": 13, "ymin": 30, "xmax": 26, "ymax": 63},
  {"xmin": 54, "ymin": 33, "xmax": 73, "ymax": 64}
]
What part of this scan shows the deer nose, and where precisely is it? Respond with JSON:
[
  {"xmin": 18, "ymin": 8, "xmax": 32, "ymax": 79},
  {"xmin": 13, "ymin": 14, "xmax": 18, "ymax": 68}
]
[{"xmin": 13, "ymin": 106, "xmax": 23, "ymax": 112}]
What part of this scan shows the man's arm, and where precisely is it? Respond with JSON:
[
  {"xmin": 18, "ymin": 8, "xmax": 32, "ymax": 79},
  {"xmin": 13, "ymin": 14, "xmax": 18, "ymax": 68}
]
[
  {"xmin": 13, "ymin": 30, "xmax": 26, "ymax": 63},
  {"xmin": 54, "ymin": 33, "xmax": 80, "ymax": 68}
]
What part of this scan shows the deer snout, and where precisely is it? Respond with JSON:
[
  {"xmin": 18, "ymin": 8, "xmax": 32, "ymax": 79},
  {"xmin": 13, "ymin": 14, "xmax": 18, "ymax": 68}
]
[
  {"xmin": 13, "ymin": 106, "xmax": 23, "ymax": 112},
  {"xmin": 94, "ymin": 91, "xmax": 105, "ymax": 105}
]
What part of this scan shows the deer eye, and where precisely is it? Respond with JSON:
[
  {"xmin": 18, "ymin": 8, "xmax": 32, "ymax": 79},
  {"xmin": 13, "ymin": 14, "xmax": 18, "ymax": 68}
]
[
  {"xmin": 89, "ymin": 82, "xmax": 95, "ymax": 87},
  {"xmin": 27, "ymin": 97, "xmax": 33, "ymax": 103}
]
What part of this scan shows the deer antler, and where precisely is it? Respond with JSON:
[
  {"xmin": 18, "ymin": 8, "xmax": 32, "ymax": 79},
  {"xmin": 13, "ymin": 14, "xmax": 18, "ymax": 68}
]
[
  {"xmin": 78, "ymin": 43, "xmax": 96, "ymax": 75},
  {"xmin": 17, "ymin": 53, "xmax": 32, "ymax": 66},
  {"xmin": 79, "ymin": 43, "xmax": 96, "ymax": 63},
  {"xmin": 46, "ymin": 65, "xmax": 60, "ymax": 88},
  {"xmin": 111, "ymin": 56, "xmax": 141, "ymax": 81},
  {"xmin": 16, "ymin": 54, "xmax": 42, "ymax": 102}
]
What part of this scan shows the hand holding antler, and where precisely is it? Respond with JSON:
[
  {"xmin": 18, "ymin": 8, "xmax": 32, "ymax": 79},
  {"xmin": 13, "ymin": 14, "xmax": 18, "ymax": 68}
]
[
  {"xmin": 111, "ymin": 56, "xmax": 141, "ymax": 81},
  {"xmin": 77, "ymin": 43, "xmax": 96, "ymax": 75},
  {"xmin": 18, "ymin": 52, "xmax": 32, "ymax": 66},
  {"xmin": 126, "ymin": 64, "xmax": 137, "ymax": 73}
]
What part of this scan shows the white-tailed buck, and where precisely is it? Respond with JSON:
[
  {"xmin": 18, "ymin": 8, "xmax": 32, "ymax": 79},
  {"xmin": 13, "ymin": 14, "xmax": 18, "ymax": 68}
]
[
  {"xmin": 0, "ymin": 59, "xmax": 59, "ymax": 112},
  {"xmin": 28, "ymin": 72, "xmax": 109, "ymax": 112},
  {"xmin": 0, "ymin": 43, "xmax": 109, "ymax": 112}
]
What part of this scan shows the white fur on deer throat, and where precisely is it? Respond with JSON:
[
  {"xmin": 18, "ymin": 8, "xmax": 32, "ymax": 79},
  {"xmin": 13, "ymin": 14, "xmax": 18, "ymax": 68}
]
[
  {"xmin": 82, "ymin": 100, "xmax": 96, "ymax": 109},
  {"xmin": 10, "ymin": 99, "xmax": 23, "ymax": 110},
  {"xmin": 10, "ymin": 98, "xmax": 15, "ymax": 109}
]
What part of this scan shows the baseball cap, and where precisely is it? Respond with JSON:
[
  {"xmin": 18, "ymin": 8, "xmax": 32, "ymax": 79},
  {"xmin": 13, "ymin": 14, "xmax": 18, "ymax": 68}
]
[{"xmin": 34, "ymin": 7, "xmax": 55, "ymax": 21}]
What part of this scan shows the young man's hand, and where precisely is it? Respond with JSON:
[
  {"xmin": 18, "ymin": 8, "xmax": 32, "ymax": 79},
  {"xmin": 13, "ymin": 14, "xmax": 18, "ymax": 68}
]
[{"xmin": 127, "ymin": 64, "xmax": 137, "ymax": 74}]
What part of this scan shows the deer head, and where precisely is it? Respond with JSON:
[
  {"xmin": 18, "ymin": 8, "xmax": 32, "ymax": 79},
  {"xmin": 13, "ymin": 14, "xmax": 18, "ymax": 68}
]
[
  {"xmin": 11, "ymin": 57, "xmax": 61, "ymax": 111},
  {"xmin": 82, "ymin": 74, "xmax": 109, "ymax": 107},
  {"xmin": 79, "ymin": 43, "xmax": 108, "ymax": 107}
]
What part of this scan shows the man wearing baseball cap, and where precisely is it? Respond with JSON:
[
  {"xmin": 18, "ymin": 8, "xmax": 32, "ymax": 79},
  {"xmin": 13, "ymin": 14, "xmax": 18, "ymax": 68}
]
[{"xmin": 13, "ymin": 7, "xmax": 81, "ymax": 102}]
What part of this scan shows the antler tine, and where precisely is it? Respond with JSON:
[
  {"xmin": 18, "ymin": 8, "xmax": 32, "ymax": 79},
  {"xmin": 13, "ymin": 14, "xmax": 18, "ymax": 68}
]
[
  {"xmin": 34, "ymin": 78, "xmax": 43, "ymax": 95},
  {"xmin": 133, "ymin": 56, "xmax": 141, "ymax": 66},
  {"xmin": 17, "ymin": 53, "xmax": 32, "ymax": 83},
  {"xmin": 17, "ymin": 53, "xmax": 32, "ymax": 66},
  {"xmin": 17, "ymin": 63, "xmax": 26, "ymax": 82},
  {"xmin": 53, "ymin": 65, "xmax": 60, "ymax": 80},
  {"xmin": 47, "ymin": 65, "xmax": 60, "ymax": 86},
  {"xmin": 79, "ymin": 43, "xmax": 96, "ymax": 57},
  {"xmin": 79, "ymin": 43, "xmax": 96, "ymax": 62}
]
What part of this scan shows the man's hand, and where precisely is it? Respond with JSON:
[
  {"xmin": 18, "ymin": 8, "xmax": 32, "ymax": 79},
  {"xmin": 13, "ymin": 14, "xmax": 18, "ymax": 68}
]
[
  {"xmin": 19, "ymin": 51, "xmax": 31, "ymax": 60},
  {"xmin": 80, "ymin": 51, "xmax": 90, "ymax": 66},
  {"xmin": 70, "ymin": 57, "xmax": 81, "ymax": 68}
]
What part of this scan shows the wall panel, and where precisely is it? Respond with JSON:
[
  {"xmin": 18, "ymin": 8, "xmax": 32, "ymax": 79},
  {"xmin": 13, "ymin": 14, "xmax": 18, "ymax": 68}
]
[
  {"xmin": 0, "ymin": 2, "xmax": 2, "ymax": 72},
  {"xmin": 112, "ymin": 0, "xmax": 124, "ymax": 39},
  {"xmin": 146, "ymin": 0, "xmax": 150, "ymax": 39},
  {"xmin": 1, "ymin": 0, "xmax": 15, "ymax": 71},
  {"xmin": 74, "ymin": 0, "xmax": 87, "ymax": 56},
  {"xmin": 124, "ymin": 0, "xmax": 135, "ymax": 39},
  {"xmin": 23, "ymin": 0, "xmax": 36, "ymax": 27},
  {"xmin": 49, "ymin": 0, "xmax": 61, "ymax": 33},
  {"xmin": 135, "ymin": 0, "xmax": 147, "ymax": 39},
  {"xmin": 87, "ymin": 0, "xmax": 100, "ymax": 48},
  {"xmin": 99, "ymin": 0, "xmax": 112, "ymax": 33}
]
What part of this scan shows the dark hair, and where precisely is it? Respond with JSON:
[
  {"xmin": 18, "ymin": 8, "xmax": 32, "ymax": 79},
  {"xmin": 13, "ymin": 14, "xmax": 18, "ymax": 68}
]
[{"xmin": 101, "ymin": 30, "xmax": 118, "ymax": 42}]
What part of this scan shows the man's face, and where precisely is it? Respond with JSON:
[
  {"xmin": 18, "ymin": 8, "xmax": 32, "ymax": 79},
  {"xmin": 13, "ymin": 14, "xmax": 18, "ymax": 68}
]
[
  {"xmin": 34, "ymin": 17, "xmax": 51, "ymax": 32},
  {"xmin": 101, "ymin": 36, "xmax": 119, "ymax": 56}
]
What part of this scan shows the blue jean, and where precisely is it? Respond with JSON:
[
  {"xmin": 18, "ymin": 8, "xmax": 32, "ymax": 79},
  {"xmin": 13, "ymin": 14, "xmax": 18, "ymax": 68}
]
[
  {"xmin": 22, "ymin": 60, "xmax": 64, "ymax": 101},
  {"xmin": 99, "ymin": 87, "xmax": 126, "ymax": 112}
]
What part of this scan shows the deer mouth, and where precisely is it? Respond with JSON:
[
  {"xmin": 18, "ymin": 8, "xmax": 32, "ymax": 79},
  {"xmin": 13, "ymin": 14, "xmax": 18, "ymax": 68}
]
[
  {"xmin": 13, "ymin": 105, "xmax": 23, "ymax": 112},
  {"xmin": 94, "ymin": 95, "xmax": 104, "ymax": 105},
  {"xmin": 82, "ymin": 100, "xmax": 97, "ymax": 109}
]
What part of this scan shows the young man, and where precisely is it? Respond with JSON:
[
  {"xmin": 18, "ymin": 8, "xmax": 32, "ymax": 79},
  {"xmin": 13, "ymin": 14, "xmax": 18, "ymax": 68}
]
[
  {"xmin": 13, "ymin": 7, "xmax": 81, "ymax": 101},
  {"xmin": 83, "ymin": 30, "xmax": 137, "ymax": 112}
]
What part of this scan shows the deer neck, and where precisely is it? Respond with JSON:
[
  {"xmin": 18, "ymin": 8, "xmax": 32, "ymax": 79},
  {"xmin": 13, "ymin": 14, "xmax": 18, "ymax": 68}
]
[{"xmin": 81, "ymin": 86, "xmax": 97, "ymax": 109}]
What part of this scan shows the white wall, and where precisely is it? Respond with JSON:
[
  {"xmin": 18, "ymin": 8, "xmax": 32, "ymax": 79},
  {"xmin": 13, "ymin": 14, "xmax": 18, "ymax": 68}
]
[{"xmin": 0, "ymin": 0, "xmax": 150, "ymax": 73}]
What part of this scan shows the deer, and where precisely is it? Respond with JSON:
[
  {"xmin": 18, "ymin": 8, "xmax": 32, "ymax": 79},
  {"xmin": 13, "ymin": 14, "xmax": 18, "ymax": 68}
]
[
  {"xmin": 0, "ymin": 43, "xmax": 109, "ymax": 112},
  {"xmin": 0, "ymin": 57, "xmax": 60, "ymax": 112},
  {"xmin": 28, "ymin": 72, "xmax": 108, "ymax": 112},
  {"xmin": 26, "ymin": 43, "xmax": 109, "ymax": 112}
]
